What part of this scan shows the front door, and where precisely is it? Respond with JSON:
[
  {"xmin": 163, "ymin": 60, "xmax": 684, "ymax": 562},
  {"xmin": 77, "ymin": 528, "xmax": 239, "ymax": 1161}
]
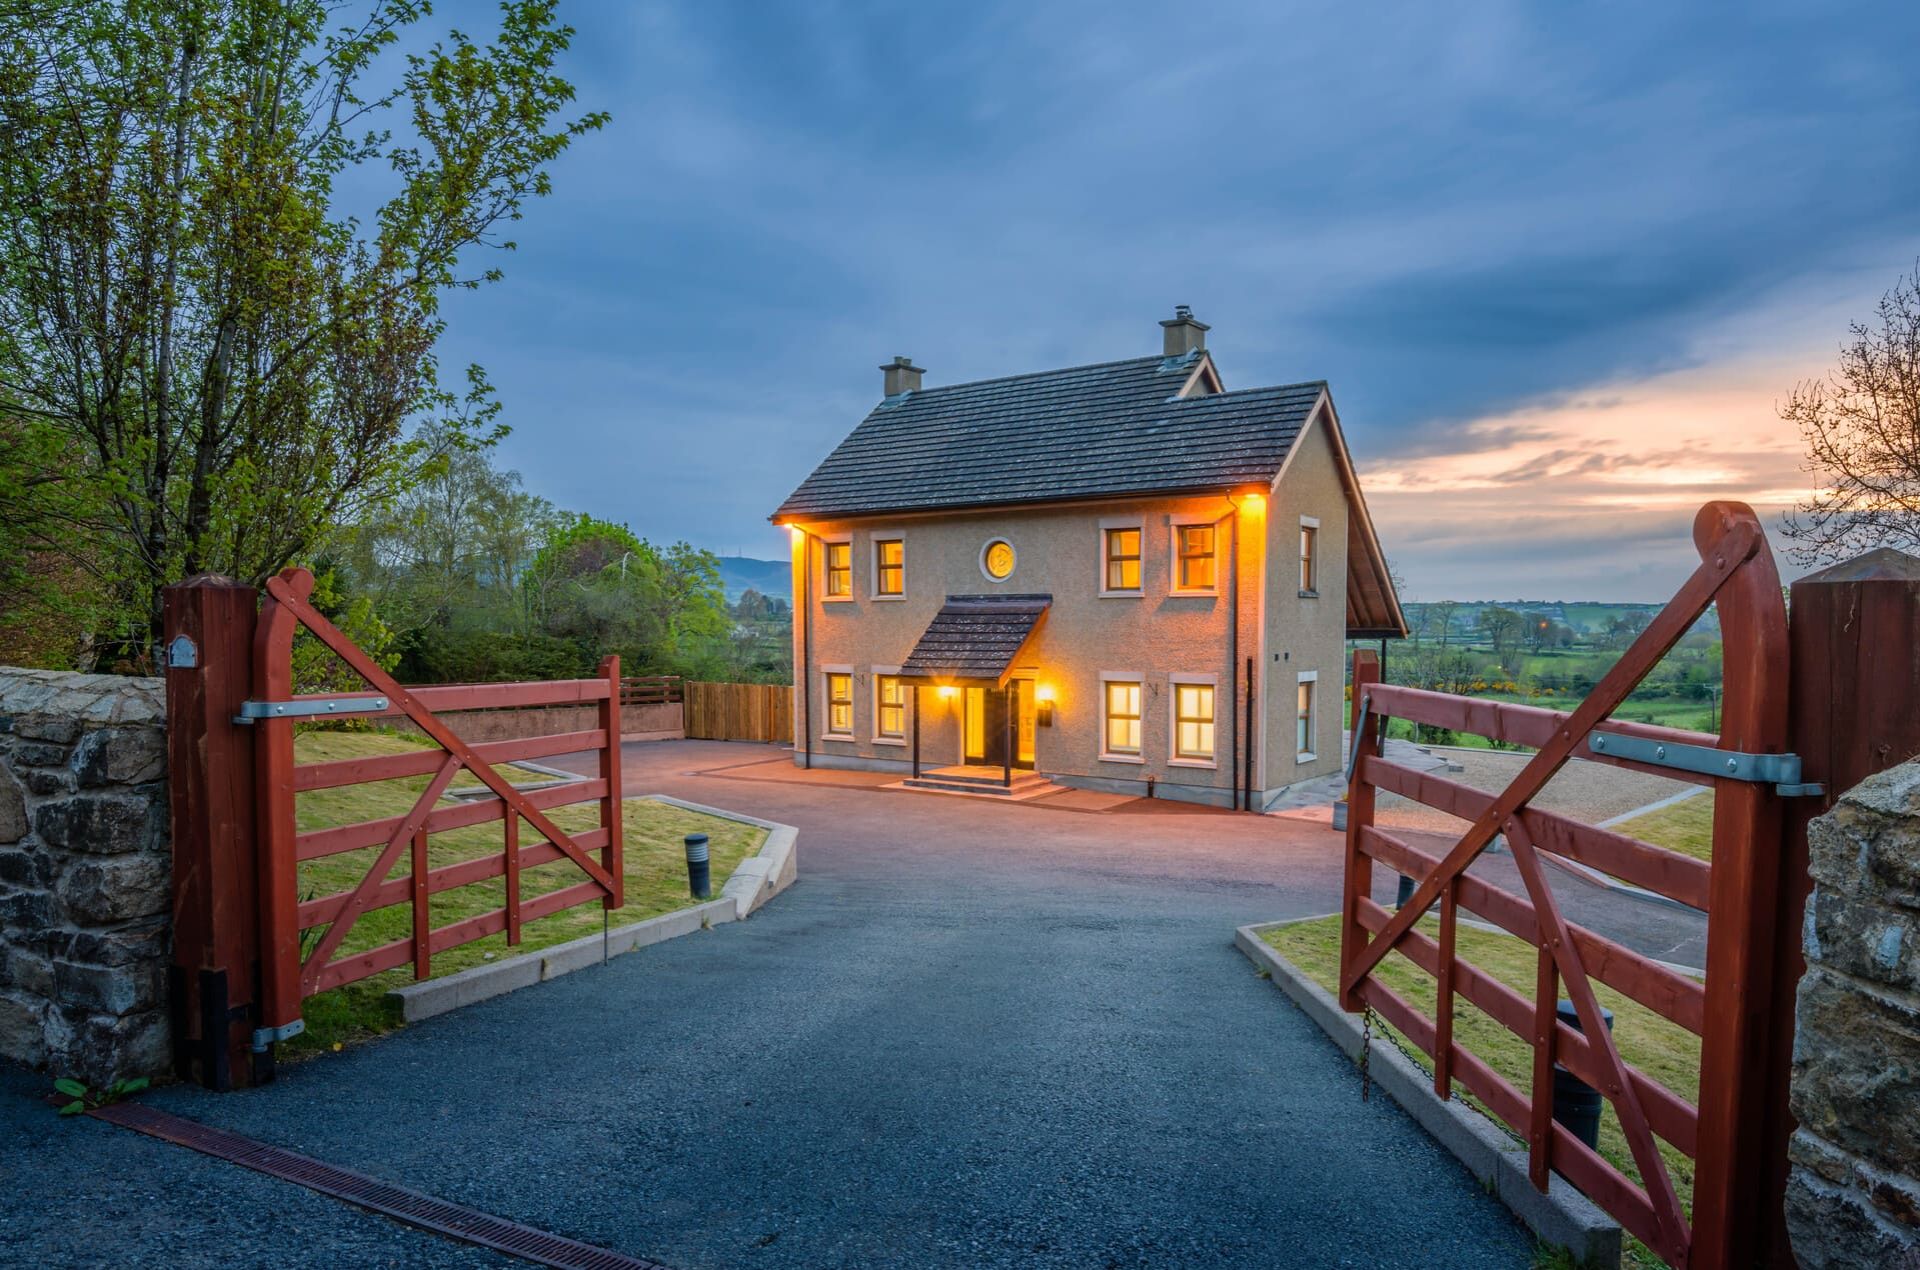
[
  {"xmin": 1012, "ymin": 680, "xmax": 1037, "ymax": 770},
  {"xmin": 962, "ymin": 686, "xmax": 1009, "ymax": 766}
]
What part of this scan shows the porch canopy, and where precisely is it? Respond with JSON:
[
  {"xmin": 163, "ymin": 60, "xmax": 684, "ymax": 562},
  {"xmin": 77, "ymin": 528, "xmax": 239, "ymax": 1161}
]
[{"xmin": 897, "ymin": 594, "xmax": 1052, "ymax": 687}]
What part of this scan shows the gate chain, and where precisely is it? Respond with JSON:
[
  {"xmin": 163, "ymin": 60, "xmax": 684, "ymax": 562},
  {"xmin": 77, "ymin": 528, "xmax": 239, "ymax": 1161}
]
[{"xmin": 1359, "ymin": 1006, "xmax": 1373, "ymax": 1102}]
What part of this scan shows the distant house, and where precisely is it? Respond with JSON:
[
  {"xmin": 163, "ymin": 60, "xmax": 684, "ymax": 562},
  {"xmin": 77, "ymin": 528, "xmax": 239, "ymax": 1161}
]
[{"xmin": 770, "ymin": 308, "xmax": 1405, "ymax": 809}]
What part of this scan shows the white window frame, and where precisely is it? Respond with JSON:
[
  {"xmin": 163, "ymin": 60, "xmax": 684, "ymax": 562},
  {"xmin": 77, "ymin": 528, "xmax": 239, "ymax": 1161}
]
[
  {"xmin": 1299, "ymin": 515, "xmax": 1320, "ymax": 597},
  {"xmin": 1169, "ymin": 516, "xmax": 1221, "ymax": 597},
  {"xmin": 1098, "ymin": 516, "xmax": 1145, "ymax": 598},
  {"xmin": 1295, "ymin": 670, "xmax": 1318, "ymax": 762},
  {"xmin": 1098, "ymin": 671, "xmax": 1146, "ymax": 763},
  {"xmin": 871, "ymin": 665, "xmax": 908, "ymax": 745},
  {"xmin": 821, "ymin": 664, "xmax": 855, "ymax": 740},
  {"xmin": 819, "ymin": 533, "xmax": 854, "ymax": 603},
  {"xmin": 1167, "ymin": 672, "xmax": 1219, "ymax": 768},
  {"xmin": 870, "ymin": 531, "xmax": 906, "ymax": 601}
]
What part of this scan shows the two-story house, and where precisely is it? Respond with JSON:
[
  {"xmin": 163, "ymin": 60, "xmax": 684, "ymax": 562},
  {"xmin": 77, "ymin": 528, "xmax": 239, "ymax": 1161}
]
[{"xmin": 771, "ymin": 308, "xmax": 1404, "ymax": 809}]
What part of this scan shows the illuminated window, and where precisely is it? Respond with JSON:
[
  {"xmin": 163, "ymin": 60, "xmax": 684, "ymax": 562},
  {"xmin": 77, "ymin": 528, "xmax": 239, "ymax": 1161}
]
[
  {"xmin": 1300, "ymin": 522, "xmax": 1318, "ymax": 594},
  {"xmin": 1176, "ymin": 524, "xmax": 1216, "ymax": 592},
  {"xmin": 826, "ymin": 672, "xmax": 853, "ymax": 736},
  {"xmin": 875, "ymin": 674, "xmax": 906, "ymax": 740},
  {"xmin": 982, "ymin": 538, "xmax": 1016, "ymax": 581},
  {"xmin": 875, "ymin": 539, "xmax": 904, "ymax": 596},
  {"xmin": 1104, "ymin": 527, "xmax": 1141, "ymax": 592},
  {"xmin": 1296, "ymin": 676, "xmax": 1316, "ymax": 758},
  {"xmin": 1103, "ymin": 679, "xmax": 1142, "ymax": 756},
  {"xmin": 1174, "ymin": 681, "xmax": 1215, "ymax": 761},
  {"xmin": 824, "ymin": 541, "xmax": 851, "ymax": 597}
]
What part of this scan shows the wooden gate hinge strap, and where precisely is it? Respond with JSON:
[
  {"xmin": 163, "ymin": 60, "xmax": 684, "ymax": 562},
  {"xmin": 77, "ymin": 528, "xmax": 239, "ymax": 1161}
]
[
  {"xmin": 1587, "ymin": 733, "xmax": 1823, "ymax": 796},
  {"xmin": 232, "ymin": 695, "xmax": 389, "ymax": 724}
]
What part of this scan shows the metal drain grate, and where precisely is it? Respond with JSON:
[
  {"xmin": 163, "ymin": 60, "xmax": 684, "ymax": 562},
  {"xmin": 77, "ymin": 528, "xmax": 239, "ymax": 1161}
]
[{"xmin": 92, "ymin": 1102, "xmax": 668, "ymax": 1269}]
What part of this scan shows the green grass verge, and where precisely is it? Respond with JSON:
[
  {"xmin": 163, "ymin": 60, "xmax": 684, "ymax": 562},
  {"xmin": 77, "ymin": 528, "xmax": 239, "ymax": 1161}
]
[
  {"xmin": 1607, "ymin": 794, "xmax": 1713, "ymax": 864},
  {"xmin": 1260, "ymin": 915, "xmax": 1698, "ymax": 1269},
  {"xmin": 287, "ymin": 730, "xmax": 764, "ymax": 1055}
]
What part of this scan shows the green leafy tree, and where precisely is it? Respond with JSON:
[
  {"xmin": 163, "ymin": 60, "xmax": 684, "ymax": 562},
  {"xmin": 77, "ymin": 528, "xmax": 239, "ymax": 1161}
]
[{"xmin": 0, "ymin": 0, "xmax": 605, "ymax": 664}]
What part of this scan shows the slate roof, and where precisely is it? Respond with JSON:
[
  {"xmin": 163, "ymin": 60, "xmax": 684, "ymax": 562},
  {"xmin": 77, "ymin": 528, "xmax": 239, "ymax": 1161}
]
[
  {"xmin": 897, "ymin": 595, "xmax": 1052, "ymax": 682},
  {"xmin": 773, "ymin": 353, "xmax": 1326, "ymax": 521}
]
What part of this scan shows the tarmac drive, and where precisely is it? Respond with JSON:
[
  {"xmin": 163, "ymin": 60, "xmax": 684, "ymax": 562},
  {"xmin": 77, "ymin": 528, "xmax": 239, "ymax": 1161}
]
[{"xmin": 0, "ymin": 739, "xmax": 1585, "ymax": 1268}]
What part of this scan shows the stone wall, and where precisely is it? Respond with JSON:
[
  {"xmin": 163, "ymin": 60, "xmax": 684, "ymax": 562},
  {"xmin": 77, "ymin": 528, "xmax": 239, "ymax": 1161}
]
[
  {"xmin": 1788, "ymin": 758, "xmax": 1920, "ymax": 1268},
  {"xmin": 0, "ymin": 668, "xmax": 171, "ymax": 1085}
]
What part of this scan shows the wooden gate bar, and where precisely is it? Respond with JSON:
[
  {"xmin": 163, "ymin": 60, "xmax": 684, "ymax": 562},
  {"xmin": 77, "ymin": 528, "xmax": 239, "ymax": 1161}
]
[
  {"xmin": 1339, "ymin": 650, "xmax": 1382, "ymax": 1012},
  {"xmin": 598, "ymin": 654, "xmax": 624, "ymax": 911},
  {"xmin": 411, "ymin": 828, "xmax": 431, "ymax": 979},
  {"xmin": 295, "ymin": 779, "xmax": 608, "ymax": 861},
  {"xmin": 1434, "ymin": 882, "xmax": 1457, "ymax": 1100},
  {"xmin": 1529, "ymin": 943, "xmax": 1558, "ymax": 1190}
]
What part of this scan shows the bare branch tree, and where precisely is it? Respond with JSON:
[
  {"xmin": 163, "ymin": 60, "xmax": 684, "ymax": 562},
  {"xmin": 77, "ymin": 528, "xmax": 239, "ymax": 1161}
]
[{"xmin": 1782, "ymin": 261, "xmax": 1920, "ymax": 564}]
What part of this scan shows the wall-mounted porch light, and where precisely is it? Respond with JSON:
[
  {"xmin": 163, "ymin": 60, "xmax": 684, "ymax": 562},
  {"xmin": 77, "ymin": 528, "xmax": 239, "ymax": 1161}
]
[
  {"xmin": 1035, "ymin": 682, "xmax": 1056, "ymax": 727},
  {"xmin": 936, "ymin": 685, "xmax": 957, "ymax": 701}
]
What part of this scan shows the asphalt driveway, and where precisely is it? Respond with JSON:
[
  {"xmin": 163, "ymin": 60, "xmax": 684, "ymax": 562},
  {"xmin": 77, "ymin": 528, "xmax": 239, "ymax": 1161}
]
[{"xmin": 3, "ymin": 739, "xmax": 1569, "ymax": 1268}]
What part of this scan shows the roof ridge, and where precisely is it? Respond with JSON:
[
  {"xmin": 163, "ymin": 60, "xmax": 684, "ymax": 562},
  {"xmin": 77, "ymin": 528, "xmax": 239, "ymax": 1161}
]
[{"xmin": 889, "ymin": 353, "xmax": 1169, "ymax": 402}]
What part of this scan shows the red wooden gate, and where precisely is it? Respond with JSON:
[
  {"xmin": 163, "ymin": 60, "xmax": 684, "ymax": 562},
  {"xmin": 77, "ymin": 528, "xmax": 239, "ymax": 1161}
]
[
  {"xmin": 1339, "ymin": 502, "xmax": 1796, "ymax": 1269},
  {"xmin": 250, "ymin": 567, "xmax": 625, "ymax": 1042}
]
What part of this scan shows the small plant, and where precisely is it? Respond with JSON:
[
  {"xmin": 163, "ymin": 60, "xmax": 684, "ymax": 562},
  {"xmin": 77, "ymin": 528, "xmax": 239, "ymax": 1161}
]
[{"xmin": 52, "ymin": 1076, "xmax": 148, "ymax": 1116}]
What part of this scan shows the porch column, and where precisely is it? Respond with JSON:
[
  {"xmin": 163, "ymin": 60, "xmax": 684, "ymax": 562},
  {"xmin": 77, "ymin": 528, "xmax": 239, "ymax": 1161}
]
[
  {"xmin": 1003, "ymin": 684, "xmax": 1013, "ymax": 787},
  {"xmin": 912, "ymin": 684, "xmax": 922, "ymax": 779}
]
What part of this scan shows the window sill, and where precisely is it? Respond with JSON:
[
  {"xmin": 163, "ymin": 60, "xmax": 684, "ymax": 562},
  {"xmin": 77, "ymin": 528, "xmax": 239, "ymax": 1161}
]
[
  {"xmin": 1098, "ymin": 752, "xmax": 1146, "ymax": 765},
  {"xmin": 821, "ymin": 733, "xmax": 855, "ymax": 743},
  {"xmin": 871, "ymin": 736, "xmax": 908, "ymax": 747},
  {"xmin": 870, "ymin": 593, "xmax": 905, "ymax": 602},
  {"xmin": 1298, "ymin": 590, "xmax": 1319, "ymax": 599},
  {"xmin": 1098, "ymin": 590, "xmax": 1144, "ymax": 599},
  {"xmin": 1169, "ymin": 756, "xmax": 1217, "ymax": 769},
  {"xmin": 821, "ymin": 595, "xmax": 856, "ymax": 604},
  {"xmin": 1296, "ymin": 751, "xmax": 1318, "ymax": 764},
  {"xmin": 1169, "ymin": 589, "xmax": 1219, "ymax": 600}
]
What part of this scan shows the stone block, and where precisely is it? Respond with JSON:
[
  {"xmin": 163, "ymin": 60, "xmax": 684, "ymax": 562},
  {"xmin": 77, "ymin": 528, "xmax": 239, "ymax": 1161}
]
[
  {"xmin": 1792, "ymin": 967, "xmax": 1920, "ymax": 1178},
  {"xmin": 12, "ymin": 712, "xmax": 82, "ymax": 745},
  {"xmin": 0, "ymin": 992, "xmax": 48, "ymax": 1068},
  {"xmin": 0, "ymin": 885, "xmax": 57, "ymax": 930},
  {"xmin": 1805, "ymin": 889, "xmax": 1919, "ymax": 995},
  {"xmin": 12, "ymin": 742, "xmax": 70, "ymax": 768},
  {"xmin": 0, "ymin": 766, "xmax": 24, "ymax": 843},
  {"xmin": 48, "ymin": 920, "xmax": 168, "ymax": 968},
  {"xmin": 21, "ymin": 768, "xmax": 72, "ymax": 797},
  {"xmin": 1786, "ymin": 1159, "xmax": 1920, "ymax": 1269},
  {"xmin": 71, "ymin": 726, "xmax": 166, "ymax": 788},
  {"xmin": 0, "ymin": 945, "xmax": 53, "ymax": 996},
  {"xmin": 0, "ymin": 846, "xmax": 51, "ymax": 888},
  {"xmin": 72, "ymin": 1009, "xmax": 171, "ymax": 1083},
  {"xmin": 53, "ymin": 853, "xmax": 171, "ymax": 924},
  {"xmin": 33, "ymin": 792, "xmax": 165, "ymax": 855},
  {"xmin": 52, "ymin": 958, "xmax": 163, "ymax": 1016}
]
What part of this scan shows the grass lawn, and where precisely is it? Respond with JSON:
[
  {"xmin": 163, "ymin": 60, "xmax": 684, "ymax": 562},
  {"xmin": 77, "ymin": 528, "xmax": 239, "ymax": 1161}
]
[
  {"xmin": 1261, "ymin": 915, "xmax": 1699, "ymax": 1268},
  {"xmin": 1608, "ymin": 793, "xmax": 1713, "ymax": 864},
  {"xmin": 287, "ymin": 729, "xmax": 765, "ymax": 1055}
]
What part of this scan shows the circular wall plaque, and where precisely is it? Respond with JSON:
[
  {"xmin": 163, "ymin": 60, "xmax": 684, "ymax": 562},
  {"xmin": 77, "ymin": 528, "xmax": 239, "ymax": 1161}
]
[{"xmin": 981, "ymin": 538, "xmax": 1016, "ymax": 581}]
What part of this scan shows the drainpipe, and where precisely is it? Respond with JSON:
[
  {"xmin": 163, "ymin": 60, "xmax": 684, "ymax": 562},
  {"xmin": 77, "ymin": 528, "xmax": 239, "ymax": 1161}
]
[
  {"xmin": 1227, "ymin": 507, "xmax": 1239, "ymax": 810},
  {"xmin": 797, "ymin": 527, "xmax": 813, "ymax": 770}
]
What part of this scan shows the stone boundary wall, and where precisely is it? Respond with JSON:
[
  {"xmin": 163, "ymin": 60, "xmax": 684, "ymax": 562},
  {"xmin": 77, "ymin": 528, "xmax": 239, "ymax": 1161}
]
[
  {"xmin": 385, "ymin": 701, "xmax": 683, "ymax": 745},
  {"xmin": 0, "ymin": 668, "xmax": 171, "ymax": 1085},
  {"xmin": 1788, "ymin": 758, "xmax": 1920, "ymax": 1267}
]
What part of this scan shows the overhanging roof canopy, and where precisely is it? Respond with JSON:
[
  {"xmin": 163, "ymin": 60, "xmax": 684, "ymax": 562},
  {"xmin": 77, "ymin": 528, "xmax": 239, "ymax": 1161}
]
[{"xmin": 898, "ymin": 595, "xmax": 1051, "ymax": 685}]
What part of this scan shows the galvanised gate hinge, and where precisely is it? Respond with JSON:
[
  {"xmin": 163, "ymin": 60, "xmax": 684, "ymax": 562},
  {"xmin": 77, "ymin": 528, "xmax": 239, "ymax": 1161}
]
[
  {"xmin": 251, "ymin": 1020, "xmax": 304, "ymax": 1051},
  {"xmin": 1588, "ymin": 732, "xmax": 1823, "ymax": 797},
  {"xmin": 232, "ymin": 695, "xmax": 388, "ymax": 725}
]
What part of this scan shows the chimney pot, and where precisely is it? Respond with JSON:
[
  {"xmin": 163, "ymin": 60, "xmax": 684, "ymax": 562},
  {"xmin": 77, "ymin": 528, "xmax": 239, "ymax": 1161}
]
[
  {"xmin": 1159, "ymin": 306, "xmax": 1210, "ymax": 357},
  {"xmin": 881, "ymin": 356, "xmax": 924, "ymax": 396}
]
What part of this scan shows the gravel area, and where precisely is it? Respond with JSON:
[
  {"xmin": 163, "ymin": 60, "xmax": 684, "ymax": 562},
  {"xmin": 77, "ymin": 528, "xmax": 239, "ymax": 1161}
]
[{"xmin": 1376, "ymin": 747, "xmax": 1695, "ymax": 836}]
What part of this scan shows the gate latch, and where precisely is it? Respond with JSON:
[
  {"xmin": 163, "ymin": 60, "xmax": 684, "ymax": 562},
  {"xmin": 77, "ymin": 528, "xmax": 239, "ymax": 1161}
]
[
  {"xmin": 1588, "ymin": 732, "xmax": 1823, "ymax": 797},
  {"xmin": 233, "ymin": 695, "xmax": 388, "ymax": 725},
  {"xmin": 251, "ymin": 1019, "xmax": 304, "ymax": 1051}
]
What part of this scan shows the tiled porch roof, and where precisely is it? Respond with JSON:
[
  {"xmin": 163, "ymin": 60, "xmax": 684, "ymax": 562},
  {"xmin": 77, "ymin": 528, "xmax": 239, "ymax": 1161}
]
[{"xmin": 897, "ymin": 594, "xmax": 1051, "ymax": 683}]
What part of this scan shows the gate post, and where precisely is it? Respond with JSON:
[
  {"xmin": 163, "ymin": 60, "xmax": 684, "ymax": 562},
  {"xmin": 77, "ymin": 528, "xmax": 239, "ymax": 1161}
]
[
  {"xmin": 1339, "ymin": 648, "xmax": 1381, "ymax": 1012},
  {"xmin": 1758, "ymin": 547, "xmax": 1920, "ymax": 1265},
  {"xmin": 162, "ymin": 576, "xmax": 262, "ymax": 1090}
]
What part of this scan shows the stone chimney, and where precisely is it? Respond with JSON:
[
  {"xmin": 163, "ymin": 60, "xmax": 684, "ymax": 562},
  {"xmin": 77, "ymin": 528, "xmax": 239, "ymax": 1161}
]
[
  {"xmin": 881, "ymin": 356, "xmax": 924, "ymax": 396},
  {"xmin": 1160, "ymin": 305, "xmax": 1209, "ymax": 357}
]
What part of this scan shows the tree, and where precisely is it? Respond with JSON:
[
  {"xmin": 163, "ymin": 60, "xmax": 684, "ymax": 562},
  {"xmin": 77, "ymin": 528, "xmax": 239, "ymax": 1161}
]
[
  {"xmin": 1477, "ymin": 606, "xmax": 1523, "ymax": 672},
  {"xmin": 1783, "ymin": 261, "xmax": 1920, "ymax": 563},
  {"xmin": 0, "ymin": 0, "xmax": 605, "ymax": 663}
]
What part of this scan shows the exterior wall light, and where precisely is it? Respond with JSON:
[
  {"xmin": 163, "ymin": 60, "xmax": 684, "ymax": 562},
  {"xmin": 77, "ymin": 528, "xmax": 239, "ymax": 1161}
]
[
  {"xmin": 937, "ymin": 685, "xmax": 957, "ymax": 701},
  {"xmin": 788, "ymin": 525, "xmax": 806, "ymax": 544},
  {"xmin": 1035, "ymin": 683, "xmax": 1056, "ymax": 727}
]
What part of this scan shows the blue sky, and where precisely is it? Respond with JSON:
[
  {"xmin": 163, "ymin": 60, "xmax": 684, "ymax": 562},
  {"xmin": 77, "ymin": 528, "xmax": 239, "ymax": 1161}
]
[{"xmin": 428, "ymin": 1, "xmax": 1920, "ymax": 599}]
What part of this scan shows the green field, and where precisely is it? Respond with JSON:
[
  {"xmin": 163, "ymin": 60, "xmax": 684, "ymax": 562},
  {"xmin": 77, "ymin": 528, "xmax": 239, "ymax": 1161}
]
[
  {"xmin": 1609, "ymin": 794, "xmax": 1714, "ymax": 863},
  {"xmin": 289, "ymin": 729, "xmax": 764, "ymax": 1053},
  {"xmin": 1261, "ymin": 915, "xmax": 1698, "ymax": 1268}
]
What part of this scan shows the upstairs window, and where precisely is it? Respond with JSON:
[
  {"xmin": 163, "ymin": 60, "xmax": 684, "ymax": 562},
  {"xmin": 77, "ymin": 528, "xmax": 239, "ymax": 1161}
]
[
  {"xmin": 1103, "ymin": 679, "xmax": 1142, "ymax": 756},
  {"xmin": 1104, "ymin": 527, "xmax": 1142, "ymax": 592},
  {"xmin": 1175, "ymin": 524, "xmax": 1217, "ymax": 592},
  {"xmin": 825, "ymin": 671, "xmax": 854, "ymax": 736},
  {"xmin": 824, "ymin": 541, "xmax": 852, "ymax": 598},
  {"xmin": 1300, "ymin": 521, "xmax": 1318, "ymax": 594},
  {"xmin": 874, "ymin": 539, "xmax": 904, "ymax": 596},
  {"xmin": 1174, "ymin": 681, "xmax": 1215, "ymax": 761},
  {"xmin": 875, "ymin": 674, "xmax": 907, "ymax": 740}
]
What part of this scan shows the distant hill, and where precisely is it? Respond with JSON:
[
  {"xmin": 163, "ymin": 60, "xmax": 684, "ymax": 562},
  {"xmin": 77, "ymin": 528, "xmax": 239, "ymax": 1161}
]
[{"xmin": 716, "ymin": 556, "xmax": 789, "ymax": 603}]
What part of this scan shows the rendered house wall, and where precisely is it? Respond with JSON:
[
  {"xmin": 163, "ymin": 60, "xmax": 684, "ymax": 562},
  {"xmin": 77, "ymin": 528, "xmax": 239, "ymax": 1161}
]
[
  {"xmin": 1260, "ymin": 406, "xmax": 1351, "ymax": 803},
  {"xmin": 788, "ymin": 492, "xmax": 1274, "ymax": 805}
]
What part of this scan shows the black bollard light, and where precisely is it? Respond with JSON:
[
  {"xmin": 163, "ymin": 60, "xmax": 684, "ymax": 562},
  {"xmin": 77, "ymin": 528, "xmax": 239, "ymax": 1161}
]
[
  {"xmin": 1396, "ymin": 873, "xmax": 1416, "ymax": 908},
  {"xmin": 1551, "ymin": 999, "xmax": 1615, "ymax": 1151},
  {"xmin": 684, "ymin": 833, "xmax": 711, "ymax": 900}
]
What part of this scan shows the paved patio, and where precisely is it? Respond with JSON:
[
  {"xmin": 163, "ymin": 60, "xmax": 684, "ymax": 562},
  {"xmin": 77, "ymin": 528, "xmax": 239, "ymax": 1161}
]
[{"xmin": 0, "ymin": 738, "xmax": 1701, "ymax": 1268}]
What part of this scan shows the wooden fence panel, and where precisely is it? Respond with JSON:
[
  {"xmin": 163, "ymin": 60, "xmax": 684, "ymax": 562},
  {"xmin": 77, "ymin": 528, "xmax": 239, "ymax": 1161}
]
[{"xmin": 685, "ymin": 681, "xmax": 793, "ymax": 743}]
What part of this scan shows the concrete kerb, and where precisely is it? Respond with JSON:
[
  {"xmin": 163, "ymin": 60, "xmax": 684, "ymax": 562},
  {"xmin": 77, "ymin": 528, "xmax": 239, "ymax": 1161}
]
[
  {"xmin": 1234, "ymin": 919, "xmax": 1623, "ymax": 1269},
  {"xmin": 386, "ymin": 795, "xmax": 798, "ymax": 1023}
]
